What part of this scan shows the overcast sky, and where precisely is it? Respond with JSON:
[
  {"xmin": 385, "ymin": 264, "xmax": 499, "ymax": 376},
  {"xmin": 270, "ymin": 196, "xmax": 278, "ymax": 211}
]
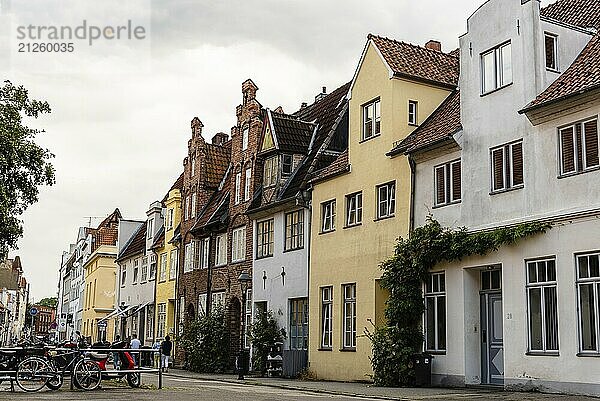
[{"xmin": 2, "ymin": 0, "xmax": 553, "ymax": 301}]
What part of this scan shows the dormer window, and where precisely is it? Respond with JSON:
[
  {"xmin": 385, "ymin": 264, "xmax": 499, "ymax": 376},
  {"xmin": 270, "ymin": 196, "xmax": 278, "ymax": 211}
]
[
  {"xmin": 481, "ymin": 42, "xmax": 512, "ymax": 94},
  {"xmin": 282, "ymin": 154, "xmax": 293, "ymax": 177},
  {"xmin": 545, "ymin": 33, "xmax": 558, "ymax": 72},
  {"xmin": 263, "ymin": 156, "xmax": 278, "ymax": 188},
  {"xmin": 362, "ymin": 98, "xmax": 381, "ymax": 141}
]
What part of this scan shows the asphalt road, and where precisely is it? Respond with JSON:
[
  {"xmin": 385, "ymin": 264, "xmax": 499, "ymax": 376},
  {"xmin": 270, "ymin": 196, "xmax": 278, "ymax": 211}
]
[{"xmin": 0, "ymin": 375, "xmax": 597, "ymax": 401}]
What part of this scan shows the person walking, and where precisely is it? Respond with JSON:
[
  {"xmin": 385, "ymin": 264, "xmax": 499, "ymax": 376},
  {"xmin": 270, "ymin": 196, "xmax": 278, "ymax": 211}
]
[
  {"xmin": 130, "ymin": 333, "xmax": 141, "ymax": 366},
  {"xmin": 152, "ymin": 339, "xmax": 161, "ymax": 368},
  {"xmin": 160, "ymin": 335, "xmax": 172, "ymax": 373},
  {"xmin": 112, "ymin": 334, "xmax": 121, "ymax": 369}
]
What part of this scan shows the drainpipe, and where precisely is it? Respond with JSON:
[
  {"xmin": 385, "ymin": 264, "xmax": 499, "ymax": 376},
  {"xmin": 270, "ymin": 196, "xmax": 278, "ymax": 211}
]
[
  {"xmin": 206, "ymin": 232, "xmax": 214, "ymax": 315},
  {"xmin": 408, "ymin": 155, "xmax": 417, "ymax": 234}
]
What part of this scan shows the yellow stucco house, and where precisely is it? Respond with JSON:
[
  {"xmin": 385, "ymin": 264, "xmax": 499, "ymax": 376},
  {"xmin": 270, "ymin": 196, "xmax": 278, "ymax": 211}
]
[
  {"xmin": 82, "ymin": 209, "xmax": 121, "ymax": 342},
  {"xmin": 152, "ymin": 174, "xmax": 183, "ymax": 349},
  {"xmin": 308, "ymin": 35, "xmax": 459, "ymax": 381}
]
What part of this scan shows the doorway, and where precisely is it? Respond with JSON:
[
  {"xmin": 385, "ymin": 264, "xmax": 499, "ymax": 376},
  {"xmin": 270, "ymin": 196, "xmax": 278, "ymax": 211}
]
[{"xmin": 480, "ymin": 269, "xmax": 503, "ymax": 385}]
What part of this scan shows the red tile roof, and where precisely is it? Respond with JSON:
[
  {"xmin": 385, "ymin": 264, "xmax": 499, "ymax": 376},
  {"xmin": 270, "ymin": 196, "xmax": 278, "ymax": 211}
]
[
  {"xmin": 204, "ymin": 142, "xmax": 231, "ymax": 188},
  {"xmin": 389, "ymin": 90, "xmax": 461, "ymax": 155},
  {"xmin": 368, "ymin": 34, "xmax": 459, "ymax": 88},
  {"xmin": 541, "ymin": 0, "xmax": 600, "ymax": 30},
  {"xmin": 522, "ymin": 34, "xmax": 600, "ymax": 112},
  {"xmin": 91, "ymin": 208, "xmax": 121, "ymax": 252}
]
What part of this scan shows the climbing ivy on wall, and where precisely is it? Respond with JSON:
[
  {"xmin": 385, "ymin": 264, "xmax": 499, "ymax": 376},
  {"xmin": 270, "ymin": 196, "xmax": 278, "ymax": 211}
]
[{"xmin": 368, "ymin": 217, "xmax": 550, "ymax": 387}]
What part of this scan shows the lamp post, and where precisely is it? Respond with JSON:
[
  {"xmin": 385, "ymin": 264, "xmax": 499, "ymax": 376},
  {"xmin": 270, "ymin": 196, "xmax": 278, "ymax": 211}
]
[{"xmin": 237, "ymin": 271, "xmax": 251, "ymax": 380}]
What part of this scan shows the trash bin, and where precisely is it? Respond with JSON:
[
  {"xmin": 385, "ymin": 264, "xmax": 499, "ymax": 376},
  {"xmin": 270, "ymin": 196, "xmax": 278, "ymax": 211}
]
[{"xmin": 412, "ymin": 353, "xmax": 433, "ymax": 387}]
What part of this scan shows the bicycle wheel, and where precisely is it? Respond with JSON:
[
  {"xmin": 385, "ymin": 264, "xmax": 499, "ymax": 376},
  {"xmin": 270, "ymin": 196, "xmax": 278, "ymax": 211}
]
[
  {"xmin": 16, "ymin": 357, "xmax": 52, "ymax": 392},
  {"xmin": 127, "ymin": 372, "xmax": 141, "ymax": 388},
  {"xmin": 73, "ymin": 359, "xmax": 101, "ymax": 391}
]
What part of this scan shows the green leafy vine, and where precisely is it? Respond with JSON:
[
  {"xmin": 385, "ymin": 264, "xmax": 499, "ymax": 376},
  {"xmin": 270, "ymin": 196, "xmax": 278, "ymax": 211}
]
[{"xmin": 368, "ymin": 217, "xmax": 551, "ymax": 387}]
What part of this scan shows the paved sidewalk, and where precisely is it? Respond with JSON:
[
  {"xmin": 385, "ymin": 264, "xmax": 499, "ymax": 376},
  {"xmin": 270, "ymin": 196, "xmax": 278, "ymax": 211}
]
[{"xmin": 164, "ymin": 369, "xmax": 599, "ymax": 400}]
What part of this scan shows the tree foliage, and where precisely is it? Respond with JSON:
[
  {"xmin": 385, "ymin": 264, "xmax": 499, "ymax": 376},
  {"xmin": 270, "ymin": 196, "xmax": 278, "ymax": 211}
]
[
  {"xmin": 248, "ymin": 309, "xmax": 286, "ymax": 375},
  {"xmin": 38, "ymin": 297, "xmax": 58, "ymax": 308},
  {"xmin": 369, "ymin": 217, "xmax": 550, "ymax": 386},
  {"xmin": 0, "ymin": 80, "xmax": 55, "ymax": 257},
  {"xmin": 179, "ymin": 306, "xmax": 230, "ymax": 373}
]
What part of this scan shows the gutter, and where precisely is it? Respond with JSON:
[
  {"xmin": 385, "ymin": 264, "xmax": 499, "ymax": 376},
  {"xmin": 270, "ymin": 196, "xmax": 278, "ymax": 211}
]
[
  {"xmin": 519, "ymin": 84, "xmax": 600, "ymax": 115},
  {"xmin": 408, "ymin": 155, "xmax": 416, "ymax": 234}
]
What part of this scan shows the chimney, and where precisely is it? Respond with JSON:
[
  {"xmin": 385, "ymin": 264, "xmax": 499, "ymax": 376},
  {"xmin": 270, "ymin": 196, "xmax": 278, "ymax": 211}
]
[
  {"xmin": 212, "ymin": 132, "xmax": 228, "ymax": 146},
  {"xmin": 300, "ymin": 102, "xmax": 308, "ymax": 109},
  {"xmin": 314, "ymin": 86, "xmax": 327, "ymax": 103},
  {"xmin": 425, "ymin": 40, "xmax": 442, "ymax": 52},
  {"xmin": 191, "ymin": 117, "xmax": 204, "ymax": 138}
]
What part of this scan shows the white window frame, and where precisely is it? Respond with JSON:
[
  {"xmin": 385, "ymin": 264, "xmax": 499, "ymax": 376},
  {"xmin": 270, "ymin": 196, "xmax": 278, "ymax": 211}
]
[
  {"xmin": 544, "ymin": 32, "xmax": 559, "ymax": 72},
  {"xmin": 376, "ymin": 182, "xmax": 395, "ymax": 219},
  {"xmin": 231, "ymin": 226, "xmax": 246, "ymax": 262},
  {"xmin": 141, "ymin": 256, "xmax": 148, "ymax": 282},
  {"xmin": 408, "ymin": 100, "xmax": 418, "ymax": 125},
  {"xmin": 481, "ymin": 41, "xmax": 512, "ymax": 94},
  {"xmin": 159, "ymin": 252, "xmax": 167, "ymax": 282},
  {"xmin": 321, "ymin": 200, "xmax": 336, "ymax": 232},
  {"xmin": 198, "ymin": 293, "xmax": 207, "ymax": 316},
  {"xmin": 215, "ymin": 233, "xmax": 227, "ymax": 266},
  {"xmin": 321, "ymin": 287, "xmax": 333, "ymax": 349},
  {"xmin": 147, "ymin": 218, "xmax": 154, "ymax": 239},
  {"xmin": 200, "ymin": 237, "xmax": 209, "ymax": 269},
  {"xmin": 132, "ymin": 259, "xmax": 139, "ymax": 284},
  {"xmin": 184, "ymin": 242, "xmax": 194, "ymax": 273},
  {"xmin": 190, "ymin": 193, "xmax": 197, "ymax": 218},
  {"xmin": 169, "ymin": 249, "xmax": 178, "ymax": 280},
  {"xmin": 244, "ymin": 289, "xmax": 252, "ymax": 349},
  {"xmin": 284, "ymin": 210, "xmax": 304, "ymax": 251},
  {"xmin": 244, "ymin": 168, "xmax": 252, "ymax": 202},
  {"xmin": 167, "ymin": 208, "xmax": 174, "ymax": 230},
  {"xmin": 345, "ymin": 192, "xmax": 362, "ymax": 227},
  {"xmin": 526, "ymin": 258, "xmax": 559, "ymax": 353},
  {"xmin": 342, "ymin": 283, "xmax": 356, "ymax": 349},
  {"xmin": 212, "ymin": 291, "xmax": 226, "ymax": 310},
  {"xmin": 157, "ymin": 303, "xmax": 166, "ymax": 339},
  {"xmin": 149, "ymin": 254, "xmax": 157, "ymax": 280},
  {"xmin": 235, "ymin": 172, "xmax": 241, "ymax": 205},
  {"xmin": 362, "ymin": 98, "xmax": 381, "ymax": 141},
  {"xmin": 576, "ymin": 252, "xmax": 600, "ymax": 354},
  {"xmin": 242, "ymin": 127, "xmax": 249, "ymax": 151},
  {"xmin": 424, "ymin": 272, "xmax": 446, "ymax": 352}
]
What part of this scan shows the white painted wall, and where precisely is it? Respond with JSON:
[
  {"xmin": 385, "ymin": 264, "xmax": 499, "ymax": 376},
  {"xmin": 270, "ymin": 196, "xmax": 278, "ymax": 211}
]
[{"xmin": 252, "ymin": 207, "xmax": 310, "ymax": 349}]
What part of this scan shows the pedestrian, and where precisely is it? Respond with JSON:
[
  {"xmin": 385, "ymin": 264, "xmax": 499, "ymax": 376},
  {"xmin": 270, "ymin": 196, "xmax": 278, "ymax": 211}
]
[
  {"xmin": 112, "ymin": 334, "xmax": 121, "ymax": 369},
  {"xmin": 130, "ymin": 333, "xmax": 141, "ymax": 366},
  {"xmin": 160, "ymin": 335, "xmax": 172, "ymax": 373},
  {"xmin": 152, "ymin": 339, "xmax": 161, "ymax": 368}
]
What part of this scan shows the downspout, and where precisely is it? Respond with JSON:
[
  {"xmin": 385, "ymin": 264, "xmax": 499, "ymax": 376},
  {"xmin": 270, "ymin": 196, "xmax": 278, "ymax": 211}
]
[
  {"xmin": 206, "ymin": 232, "xmax": 214, "ymax": 315},
  {"xmin": 408, "ymin": 155, "xmax": 416, "ymax": 234}
]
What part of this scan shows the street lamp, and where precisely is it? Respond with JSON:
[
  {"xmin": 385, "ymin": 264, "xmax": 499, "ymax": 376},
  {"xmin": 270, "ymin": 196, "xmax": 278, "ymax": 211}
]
[{"xmin": 237, "ymin": 271, "xmax": 252, "ymax": 380}]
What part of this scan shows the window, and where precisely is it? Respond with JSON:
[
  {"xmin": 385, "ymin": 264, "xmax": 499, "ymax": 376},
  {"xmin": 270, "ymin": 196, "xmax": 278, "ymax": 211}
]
[
  {"xmin": 232, "ymin": 226, "xmax": 246, "ymax": 262},
  {"xmin": 577, "ymin": 252, "xmax": 600, "ymax": 353},
  {"xmin": 545, "ymin": 33, "xmax": 558, "ymax": 71},
  {"xmin": 149, "ymin": 254, "xmax": 157, "ymax": 280},
  {"xmin": 199, "ymin": 238, "xmax": 209, "ymax": 269},
  {"xmin": 321, "ymin": 287, "xmax": 333, "ymax": 349},
  {"xmin": 559, "ymin": 119, "xmax": 598, "ymax": 176},
  {"xmin": 157, "ymin": 303, "xmax": 166, "ymax": 339},
  {"xmin": 343, "ymin": 284, "xmax": 357, "ymax": 349},
  {"xmin": 362, "ymin": 98, "xmax": 381, "ymax": 140},
  {"xmin": 345, "ymin": 192, "xmax": 362, "ymax": 227},
  {"xmin": 215, "ymin": 233, "xmax": 227, "ymax": 266},
  {"xmin": 481, "ymin": 41, "xmax": 512, "ymax": 94},
  {"xmin": 198, "ymin": 293, "xmax": 207, "ymax": 316},
  {"xmin": 285, "ymin": 210, "xmax": 304, "ymax": 251},
  {"xmin": 321, "ymin": 200, "xmax": 336, "ymax": 232},
  {"xmin": 282, "ymin": 154, "xmax": 293, "ymax": 177},
  {"xmin": 481, "ymin": 269, "xmax": 502, "ymax": 291},
  {"xmin": 169, "ymin": 249, "xmax": 178, "ymax": 280},
  {"xmin": 244, "ymin": 168, "xmax": 252, "ymax": 202},
  {"xmin": 133, "ymin": 259, "xmax": 139, "ymax": 283},
  {"xmin": 242, "ymin": 127, "xmax": 249, "ymax": 151},
  {"xmin": 290, "ymin": 298, "xmax": 308, "ymax": 350},
  {"xmin": 376, "ymin": 182, "xmax": 395, "ymax": 219},
  {"xmin": 526, "ymin": 258, "xmax": 559, "ymax": 352},
  {"xmin": 184, "ymin": 242, "xmax": 194, "ymax": 273},
  {"xmin": 147, "ymin": 218, "xmax": 154, "ymax": 238},
  {"xmin": 120, "ymin": 267, "xmax": 126, "ymax": 287},
  {"xmin": 191, "ymin": 157, "xmax": 196, "ymax": 177},
  {"xmin": 263, "ymin": 156, "xmax": 278, "ymax": 188},
  {"xmin": 190, "ymin": 193, "xmax": 197, "ymax": 218},
  {"xmin": 146, "ymin": 305, "xmax": 154, "ymax": 341},
  {"xmin": 166, "ymin": 208, "xmax": 174, "ymax": 230},
  {"xmin": 408, "ymin": 100, "xmax": 418, "ymax": 125},
  {"xmin": 159, "ymin": 253, "xmax": 167, "ymax": 282},
  {"xmin": 434, "ymin": 160, "xmax": 461, "ymax": 206},
  {"xmin": 424, "ymin": 272, "xmax": 446, "ymax": 352},
  {"xmin": 184, "ymin": 196, "xmax": 189, "ymax": 221},
  {"xmin": 235, "ymin": 172, "xmax": 241, "ymax": 205},
  {"xmin": 212, "ymin": 291, "xmax": 226, "ymax": 310},
  {"xmin": 256, "ymin": 219, "xmax": 274, "ymax": 258},
  {"xmin": 178, "ymin": 296, "xmax": 185, "ymax": 335},
  {"xmin": 245, "ymin": 289, "xmax": 252, "ymax": 348},
  {"xmin": 490, "ymin": 140, "xmax": 523, "ymax": 192}
]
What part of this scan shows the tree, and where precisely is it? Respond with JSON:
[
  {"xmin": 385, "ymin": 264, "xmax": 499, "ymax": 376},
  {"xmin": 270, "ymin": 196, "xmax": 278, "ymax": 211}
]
[
  {"xmin": 0, "ymin": 81, "xmax": 55, "ymax": 258},
  {"xmin": 38, "ymin": 297, "xmax": 58, "ymax": 308},
  {"xmin": 248, "ymin": 309, "xmax": 286, "ymax": 376}
]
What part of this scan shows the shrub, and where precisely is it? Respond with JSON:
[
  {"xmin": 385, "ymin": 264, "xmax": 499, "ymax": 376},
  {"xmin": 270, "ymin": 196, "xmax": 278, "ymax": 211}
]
[{"xmin": 248, "ymin": 309, "xmax": 286, "ymax": 375}]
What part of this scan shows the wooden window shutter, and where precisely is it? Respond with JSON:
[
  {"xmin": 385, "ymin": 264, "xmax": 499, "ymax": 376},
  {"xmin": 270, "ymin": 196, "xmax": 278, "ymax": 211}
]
[
  {"xmin": 584, "ymin": 120, "xmax": 599, "ymax": 168},
  {"xmin": 492, "ymin": 148, "xmax": 505, "ymax": 191},
  {"xmin": 435, "ymin": 166, "xmax": 446, "ymax": 205},
  {"xmin": 560, "ymin": 127, "xmax": 575, "ymax": 174},
  {"xmin": 511, "ymin": 142, "xmax": 523, "ymax": 186},
  {"xmin": 451, "ymin": 161, "xmax": 461, "ymax": 202},
  {"xmin": 576, "ymin": 124, "xmax": 584, "ymax": 172}
]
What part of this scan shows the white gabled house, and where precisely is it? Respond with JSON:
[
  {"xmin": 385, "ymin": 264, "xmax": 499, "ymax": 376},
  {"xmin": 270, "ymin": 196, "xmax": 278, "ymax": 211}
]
[{"xmin": 390, "ymin": 0, "xmax": 600, "ymax": 395}]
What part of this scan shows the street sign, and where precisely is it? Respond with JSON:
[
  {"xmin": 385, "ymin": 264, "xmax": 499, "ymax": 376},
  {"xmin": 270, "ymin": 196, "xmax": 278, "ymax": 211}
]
[
  {"xmin": 29, "ymin": 307, "xmax": 38, "ymax": 316},
  {"xmin": 58, "ymin": 319, "xmax": 67, "ymax": 333},
  {"xmin": 97, "ymin": 321, "xmax": 107, "ymax": 329}
]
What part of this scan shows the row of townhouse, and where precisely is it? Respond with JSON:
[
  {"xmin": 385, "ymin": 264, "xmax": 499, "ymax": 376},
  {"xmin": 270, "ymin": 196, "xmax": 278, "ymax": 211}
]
[
  {"xmin": 56, "ymin": 0, "xmax": 600, "ymax": 394},
  {"xmin": 0, "ymin": 257, "xmax": 29, "ymax": 345}
]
